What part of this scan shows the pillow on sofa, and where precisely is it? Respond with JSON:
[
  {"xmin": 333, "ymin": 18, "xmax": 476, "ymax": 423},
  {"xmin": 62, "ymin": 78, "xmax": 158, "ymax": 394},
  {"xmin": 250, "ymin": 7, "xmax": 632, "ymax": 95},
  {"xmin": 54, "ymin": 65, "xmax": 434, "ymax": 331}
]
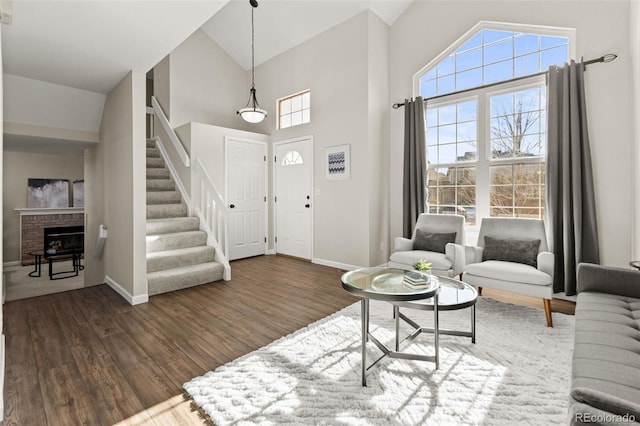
[
  {"xmin": 482, "ymin": 236, "xmax": 540, "ymax": 267},
  {"xmin": 413, "ymin": 230, "xmax": 457, "ymax": 253}
]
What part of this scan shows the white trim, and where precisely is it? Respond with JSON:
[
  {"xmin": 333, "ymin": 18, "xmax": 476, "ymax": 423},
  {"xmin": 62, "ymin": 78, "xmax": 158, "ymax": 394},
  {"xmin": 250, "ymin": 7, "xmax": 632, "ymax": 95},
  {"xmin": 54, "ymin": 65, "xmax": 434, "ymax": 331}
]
[
  {"xmin": 266, "ymin": 249, "xmax": 276, "ymax": 255},
  {"xmin": 2, "ymin": 261, "xmax": 20, "ymax": 268},
  {"xmin": 0, "ymin": 334, "xmax": 5, "ymax": 420},
  {"xmin": 273, "ymin": 135, "xmax": 314, "ymax": 260},
  {"xmin": 312, "ymin": 258, "xmax": 361, "ymax": 272},
  {"xmin": 224, "ymin": 136, "xmax": 269, "ymax": 258},
  {"xmin": 15, "ymin": 207, "xmax": 83, "ymax": 216},
  {"xmin": 155, "ymin": 137, "xmax": 193, "ymax": 217},
  {"xmin": 151, "ymin": 96, "xmax": 190, "ymax": 167},
  {"xmin": 104, "ymin": 275, "xmax": 148, "ymax": 305}
]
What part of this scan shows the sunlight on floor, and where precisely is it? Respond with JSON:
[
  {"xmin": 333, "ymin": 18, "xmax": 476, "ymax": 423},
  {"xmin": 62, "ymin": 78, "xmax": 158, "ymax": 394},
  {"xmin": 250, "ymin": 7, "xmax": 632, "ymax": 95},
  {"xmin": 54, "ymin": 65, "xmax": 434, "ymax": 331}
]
[
  {"xmin": 4, "ymin": 261, "xmax": 85, "ymax": 301},
  {"xmin": 113, "ymin": 394, "xmax": 202, "ymax": 425}
]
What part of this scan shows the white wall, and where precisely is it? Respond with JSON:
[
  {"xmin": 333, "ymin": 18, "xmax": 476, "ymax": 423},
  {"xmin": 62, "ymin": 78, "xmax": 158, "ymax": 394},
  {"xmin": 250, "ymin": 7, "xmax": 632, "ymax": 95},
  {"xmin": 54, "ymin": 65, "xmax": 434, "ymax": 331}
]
[
  {"xmin": 254, "ymin": 11, "xmax": 387, "ymax": 268},
  {"xmin": 390, "ymin": 0, "xmax": 633, "ymax": 267},
  {"xmin": 99, "ymin": 71, "xmax": 147, "ymax": 303},
  {"xmin": 631, "ymin": 0, "xmax": 640, "ymax": 260},
  {"xmin": 2, "ymin": 151, "xmax": 84, "ymax": 262},
  {"xmin": 169, "ymin": 30, "xmax": 252, "ymax": 131},
  {"xmin": 4, "ymin": 74, "xmax": 105, "ymax": 142}
]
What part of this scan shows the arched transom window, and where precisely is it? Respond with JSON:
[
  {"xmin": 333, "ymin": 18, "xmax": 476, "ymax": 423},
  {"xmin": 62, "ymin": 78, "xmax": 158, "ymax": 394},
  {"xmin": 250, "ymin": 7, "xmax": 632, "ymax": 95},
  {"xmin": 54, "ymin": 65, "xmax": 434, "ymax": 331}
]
[
  {"xmin": 282, "ymin": 150, "xmax": 304, "ymax": 166},
  {"xmin": 415, "ymin": 22, "xmax": 574, "ymax": 227}
]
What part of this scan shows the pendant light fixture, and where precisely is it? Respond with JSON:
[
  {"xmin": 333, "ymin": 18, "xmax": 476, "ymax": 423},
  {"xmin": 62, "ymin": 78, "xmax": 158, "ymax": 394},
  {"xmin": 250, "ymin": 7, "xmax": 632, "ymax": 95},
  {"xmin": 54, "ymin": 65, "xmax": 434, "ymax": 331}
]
[{"xmin": 237, "ymin": 0, "xmax": 267, "ymax": 124}]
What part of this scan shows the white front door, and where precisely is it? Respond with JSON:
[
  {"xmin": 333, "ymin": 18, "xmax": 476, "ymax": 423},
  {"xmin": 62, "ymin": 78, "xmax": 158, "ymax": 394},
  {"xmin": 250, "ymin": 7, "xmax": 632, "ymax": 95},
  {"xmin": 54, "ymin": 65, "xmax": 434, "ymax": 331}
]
[
  {"xmin": 274, "ymin": 137, "xmax": 312, "ymax": 259},
  {"xmin": 226, "ymin": 137, "xmax": 267, "ymax": 260}
]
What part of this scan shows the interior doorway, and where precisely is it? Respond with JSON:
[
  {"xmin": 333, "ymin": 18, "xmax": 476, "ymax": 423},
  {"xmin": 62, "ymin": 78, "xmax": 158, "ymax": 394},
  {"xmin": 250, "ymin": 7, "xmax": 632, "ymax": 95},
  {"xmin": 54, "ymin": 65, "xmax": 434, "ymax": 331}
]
[
  {"xmin": 274, "ymin": 136, "xmax": 313, "ymax": 260},
  {"xmin": 225, "ymin": 137, "xmax": 267, "ymax": 261}
]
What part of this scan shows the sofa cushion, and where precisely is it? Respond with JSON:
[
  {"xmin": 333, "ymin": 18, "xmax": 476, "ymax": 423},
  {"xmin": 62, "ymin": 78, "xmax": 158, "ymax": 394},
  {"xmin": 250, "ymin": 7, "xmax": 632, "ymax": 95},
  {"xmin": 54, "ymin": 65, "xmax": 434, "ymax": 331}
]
[
  {"xmin": 389, "ymin": 250, "xmax": 453, "ymax": 271},
  {"xmin": 571, "ymin": 292, "xmax": 640, "ymax": 420},
  {"xmin": 482, "ymin": 236, "xmax": 540, "ymax": 267},
  {"xmin": 465, "ymin": 260, "xmax": 551, "ymax": 286},
  {"xmin": 413, "ymin": 230, "xmax": 457, "ymax": 253}
]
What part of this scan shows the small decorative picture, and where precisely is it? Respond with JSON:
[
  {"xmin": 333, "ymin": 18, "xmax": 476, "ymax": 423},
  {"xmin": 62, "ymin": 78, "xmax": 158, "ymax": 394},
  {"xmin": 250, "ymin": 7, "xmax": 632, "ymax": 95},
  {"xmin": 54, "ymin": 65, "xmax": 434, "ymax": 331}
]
[
  {"xmin": 73, "ymin": 180, "xmax": 85, "ymax": 207},
  {"xmin": 325, "ymin": 144, "xmax": 351, "ymax": 180},
  {"xmin": 27, "ymin": 178, "xmax": 70, "ymax": 208}
]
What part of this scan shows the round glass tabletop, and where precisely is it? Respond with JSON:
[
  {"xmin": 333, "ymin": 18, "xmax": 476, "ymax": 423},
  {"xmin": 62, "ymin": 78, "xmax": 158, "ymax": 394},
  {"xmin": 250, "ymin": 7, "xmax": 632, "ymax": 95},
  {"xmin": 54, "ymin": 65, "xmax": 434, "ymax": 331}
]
[
  {"xmin": 392, "ymin": 275, "xmax": 478, "ymax": 311},
  {"xmin": 341, "ymin": 267, "xmax": 439, "ymax": 302}
]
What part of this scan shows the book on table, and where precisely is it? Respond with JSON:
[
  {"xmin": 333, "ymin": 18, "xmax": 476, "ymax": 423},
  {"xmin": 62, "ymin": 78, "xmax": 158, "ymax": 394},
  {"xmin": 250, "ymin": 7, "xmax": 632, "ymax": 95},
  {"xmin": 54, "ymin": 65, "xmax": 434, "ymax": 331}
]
[{"xmin": 403, "ymin": 271, "xmax": 431, "ymax": 288}]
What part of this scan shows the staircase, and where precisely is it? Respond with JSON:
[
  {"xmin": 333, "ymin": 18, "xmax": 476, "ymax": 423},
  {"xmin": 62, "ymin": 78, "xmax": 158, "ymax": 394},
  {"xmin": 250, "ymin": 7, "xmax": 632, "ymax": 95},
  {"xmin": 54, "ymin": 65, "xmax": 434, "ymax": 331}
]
[{"xmin": 145, "ymin": 139, "xmax": 225, "ymax": 296}]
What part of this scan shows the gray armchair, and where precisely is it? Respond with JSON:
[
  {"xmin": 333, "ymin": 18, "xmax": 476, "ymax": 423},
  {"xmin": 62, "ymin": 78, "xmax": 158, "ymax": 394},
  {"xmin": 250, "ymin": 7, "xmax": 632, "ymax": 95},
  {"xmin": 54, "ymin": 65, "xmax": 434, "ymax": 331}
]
[
  {"xmin": 389, "ymin": 214, "xmax": 465, "ymax": 277},
  {"xmin": 462, "ymin": 217, "xmax": 554, "ymax": 326}
]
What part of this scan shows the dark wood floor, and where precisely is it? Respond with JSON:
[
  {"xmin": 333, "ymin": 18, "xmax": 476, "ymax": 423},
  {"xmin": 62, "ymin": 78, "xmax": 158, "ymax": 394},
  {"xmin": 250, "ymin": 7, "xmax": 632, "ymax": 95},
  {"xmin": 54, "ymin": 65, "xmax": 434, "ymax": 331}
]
[{"xmin": 2, "ymin": 255, "xmax": 575, "ymax": 425}]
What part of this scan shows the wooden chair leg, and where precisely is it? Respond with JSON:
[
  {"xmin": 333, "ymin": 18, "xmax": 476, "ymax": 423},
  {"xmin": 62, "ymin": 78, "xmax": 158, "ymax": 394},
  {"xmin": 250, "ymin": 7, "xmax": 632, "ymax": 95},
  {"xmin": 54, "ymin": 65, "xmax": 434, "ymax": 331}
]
[{"xmin": 543, "ymin": 299, "xmax": 553, "ymax": 327}]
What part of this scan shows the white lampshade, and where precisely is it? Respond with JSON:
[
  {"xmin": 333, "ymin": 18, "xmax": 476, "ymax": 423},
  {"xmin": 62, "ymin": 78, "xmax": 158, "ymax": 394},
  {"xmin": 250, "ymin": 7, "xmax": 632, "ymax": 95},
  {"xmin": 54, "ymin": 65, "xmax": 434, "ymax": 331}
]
[{"xmin": 238, "ymin": 107, "xmax": 267, "ymax": 123}]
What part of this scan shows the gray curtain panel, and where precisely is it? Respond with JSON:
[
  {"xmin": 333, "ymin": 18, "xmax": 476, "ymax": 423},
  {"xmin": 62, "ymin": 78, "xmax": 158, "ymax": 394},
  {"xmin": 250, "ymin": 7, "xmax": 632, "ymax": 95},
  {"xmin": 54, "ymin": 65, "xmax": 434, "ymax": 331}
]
[
  {"xmin": 403, "ymin": 97, "xmax": 427, "ymax": 238},
  {"xmin": 546, "ymin": 60, "xmax": 600, "ymax": 296}
]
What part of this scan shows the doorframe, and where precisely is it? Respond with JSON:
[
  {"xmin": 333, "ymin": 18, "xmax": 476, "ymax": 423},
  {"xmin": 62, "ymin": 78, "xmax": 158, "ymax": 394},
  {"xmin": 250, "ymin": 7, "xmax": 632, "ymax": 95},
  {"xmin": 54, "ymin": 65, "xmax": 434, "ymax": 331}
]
[
  {"xmin": 224, "ymin": 136, "xmax": 269, "ymax": 255},
  {"xmin": 272, "ymin": 135, "xmax": 314, "ymax": 260}
]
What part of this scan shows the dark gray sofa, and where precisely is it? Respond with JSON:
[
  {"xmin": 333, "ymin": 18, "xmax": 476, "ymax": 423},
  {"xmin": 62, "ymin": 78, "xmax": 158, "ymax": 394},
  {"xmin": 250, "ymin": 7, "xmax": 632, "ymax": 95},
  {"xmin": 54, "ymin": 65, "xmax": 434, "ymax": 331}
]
[{"xmin": 570, "ymin": 263, "xmax": 640, "ymax": 425}]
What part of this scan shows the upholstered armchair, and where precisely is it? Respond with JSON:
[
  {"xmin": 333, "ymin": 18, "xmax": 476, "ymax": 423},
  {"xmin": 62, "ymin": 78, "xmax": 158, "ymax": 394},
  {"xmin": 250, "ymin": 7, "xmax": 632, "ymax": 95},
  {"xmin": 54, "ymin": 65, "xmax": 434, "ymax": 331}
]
[
  {"xmin": 389, "ymin": 214, "xmax": 466, "ymax": 278},
  {"xmin": 462, "ymin": 217, "xmax": 555, "ymax": 327}
]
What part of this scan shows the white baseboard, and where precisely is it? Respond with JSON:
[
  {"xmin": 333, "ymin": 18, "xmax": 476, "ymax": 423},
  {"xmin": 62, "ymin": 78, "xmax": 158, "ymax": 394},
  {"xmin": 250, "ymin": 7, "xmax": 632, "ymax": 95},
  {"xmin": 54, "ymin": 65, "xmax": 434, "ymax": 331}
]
[
  {"xmin": 266, "ymin": 249, "xmax": 276, "ymax": 255},
  {"xmin": 312, "ymin": 258, "xmax": 361, "ymax": 271},
  {"xmin": 2, "ymin": 261, "xmax": 20, "ymax": 268},
  {"xmin": 104, "ymin": 275, "xmax": 149, "ymax": 305},
  {"xmin": 0, "ymin": 334, "xmax": 5, "ymax": 421}
]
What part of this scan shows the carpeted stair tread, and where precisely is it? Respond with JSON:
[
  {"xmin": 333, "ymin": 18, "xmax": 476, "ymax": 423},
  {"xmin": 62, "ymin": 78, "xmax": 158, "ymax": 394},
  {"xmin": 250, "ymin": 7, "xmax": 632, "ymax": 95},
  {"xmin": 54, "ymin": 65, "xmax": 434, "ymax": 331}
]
[
  {"xmin": 146, "ymin": 230, "xmax": 207, "ymax": 253},
  {"xmin": 147, "ymin": 246, "xmax": 215, "ymax": 273},
  {"xmin": 147, "ymin": 157, "xmax": 165, "ymax": 168},
  {"xmin": 147, "ymin": 168, "xmax": 170, "ymax": 179},
  {"xmin": 146, "ymin": 179, "xmax": 175, "ymax": 191},
  {"xmin": 147, "ymin": 191, "xmax": 181, "ymax": 205},
  {"xmin": 147, "ymin": 203, "xmax": 188, "ymax": 219},
  {"xmin": 146, "ymin": 217, "xmax": 200, "ymax": 235},
  {"xmin": 147, "ymin": 262, "xmax": 225, "ymax": 296},
  {"xmin": 147, "ymin": 148, "xmax": 161, "ymax": 158},
  {"xmin": 146, "ymin": 139, "xmax": 156, "ymax": 149}
]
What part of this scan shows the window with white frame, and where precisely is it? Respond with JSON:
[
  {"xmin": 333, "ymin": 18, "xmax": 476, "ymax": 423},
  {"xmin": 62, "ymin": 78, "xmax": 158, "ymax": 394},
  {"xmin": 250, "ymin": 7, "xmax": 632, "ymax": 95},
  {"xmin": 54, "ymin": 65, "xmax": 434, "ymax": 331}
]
[
  {"xmin": 278, "ymin": 90, "xmax": 310, "ymax": 129},
  {"xmin": 417, "ymin": 23, "xmax": 573, "ymax": 226}
]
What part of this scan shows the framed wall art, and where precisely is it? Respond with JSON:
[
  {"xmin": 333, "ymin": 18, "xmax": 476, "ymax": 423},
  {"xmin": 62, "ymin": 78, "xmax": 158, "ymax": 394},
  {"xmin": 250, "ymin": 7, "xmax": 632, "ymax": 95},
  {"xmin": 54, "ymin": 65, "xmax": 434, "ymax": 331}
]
[
  {"xmin": 325, "ymin": 144, "xmax": 350, "ymax": 180},
  {"xmin": 27, "ymin": 178, "xmax": 70, "ymax": 208}
]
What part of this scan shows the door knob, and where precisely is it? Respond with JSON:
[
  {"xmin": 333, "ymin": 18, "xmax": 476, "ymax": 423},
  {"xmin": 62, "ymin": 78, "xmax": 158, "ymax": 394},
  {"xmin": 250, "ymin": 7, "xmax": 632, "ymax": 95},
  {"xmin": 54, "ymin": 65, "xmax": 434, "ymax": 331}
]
[
  {"xmin": 305, "ymin": 204, "xmax": 310, "ymax": 208},
  {"xmin": 229, "ymin": 204, "xmax": 236, "ymax": 209}
]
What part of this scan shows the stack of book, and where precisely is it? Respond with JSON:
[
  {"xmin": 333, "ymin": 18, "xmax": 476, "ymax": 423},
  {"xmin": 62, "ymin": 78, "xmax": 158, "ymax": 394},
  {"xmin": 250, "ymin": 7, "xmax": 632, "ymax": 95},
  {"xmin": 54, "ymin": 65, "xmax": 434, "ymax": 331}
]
[{"xmin": 403, "ymin": 271, "xmax": 431, "ymax": 288}]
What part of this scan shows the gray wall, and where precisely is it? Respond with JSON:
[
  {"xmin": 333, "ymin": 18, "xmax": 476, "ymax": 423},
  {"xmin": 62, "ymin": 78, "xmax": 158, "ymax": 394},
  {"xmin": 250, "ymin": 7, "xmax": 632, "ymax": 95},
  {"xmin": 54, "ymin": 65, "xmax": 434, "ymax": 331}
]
[
  {"xmin": 632, "ymin": 1, "xmax": 640, "ymax": 260},
  {"xmin": 99, "ymin": 71, "xmax": 147, "ymax": 301},
  {"xmin": 2, "ymin": 151, "xmax": 84, "ymax": 262},
  {"xmin": 254, "ymin": 11, "xmax": 389, "ymax": 267},
  {"xmin": 389, "ymin": 0, "xmax": 633, "ymax": 267}
]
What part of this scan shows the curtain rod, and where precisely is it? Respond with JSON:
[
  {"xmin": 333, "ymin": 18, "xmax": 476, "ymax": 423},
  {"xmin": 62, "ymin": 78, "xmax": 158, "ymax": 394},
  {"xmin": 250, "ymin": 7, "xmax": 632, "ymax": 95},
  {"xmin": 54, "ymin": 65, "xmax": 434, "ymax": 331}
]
[{"xmin": 392, "ymin": 53, "xmax": 617, "ymax": 109}]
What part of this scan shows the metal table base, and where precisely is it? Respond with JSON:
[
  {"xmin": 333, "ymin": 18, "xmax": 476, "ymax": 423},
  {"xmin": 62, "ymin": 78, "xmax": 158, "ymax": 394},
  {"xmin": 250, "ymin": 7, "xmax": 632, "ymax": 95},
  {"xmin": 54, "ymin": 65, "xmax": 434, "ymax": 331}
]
[{"xmin": 360, "ymin": 295, "xmax": 439, "ymax": 387}]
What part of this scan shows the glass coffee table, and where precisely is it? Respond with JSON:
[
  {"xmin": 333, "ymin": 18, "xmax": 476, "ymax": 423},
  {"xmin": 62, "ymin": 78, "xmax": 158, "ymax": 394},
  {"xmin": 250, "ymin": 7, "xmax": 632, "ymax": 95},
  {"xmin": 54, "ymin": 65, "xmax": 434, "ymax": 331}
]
[
  {"xmin": 341, "ymin": 267, "xmax": 440, "ymax": 386},
  {"xmin": 392, "ymin": 276, "xmax": 478, "ymax": 346}
]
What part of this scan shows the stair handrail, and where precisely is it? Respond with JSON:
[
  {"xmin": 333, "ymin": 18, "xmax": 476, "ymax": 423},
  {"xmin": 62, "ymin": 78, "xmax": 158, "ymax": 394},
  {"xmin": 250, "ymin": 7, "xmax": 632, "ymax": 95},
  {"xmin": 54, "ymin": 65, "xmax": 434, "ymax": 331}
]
[
  {"xmin": 194, "ymin": 158, "xmax": 230, "ymax": 280},
  {"xmin": 151, "ymin": 96, "xmax": 190, "ymax": 168}
]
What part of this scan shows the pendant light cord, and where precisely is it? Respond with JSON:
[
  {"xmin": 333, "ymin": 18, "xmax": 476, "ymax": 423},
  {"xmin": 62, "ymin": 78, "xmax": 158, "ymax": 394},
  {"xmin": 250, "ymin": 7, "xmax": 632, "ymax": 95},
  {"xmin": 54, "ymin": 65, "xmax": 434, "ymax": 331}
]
[{"xmin": 251, "ymin": 5, "xmax": 255, "ymax": 89}]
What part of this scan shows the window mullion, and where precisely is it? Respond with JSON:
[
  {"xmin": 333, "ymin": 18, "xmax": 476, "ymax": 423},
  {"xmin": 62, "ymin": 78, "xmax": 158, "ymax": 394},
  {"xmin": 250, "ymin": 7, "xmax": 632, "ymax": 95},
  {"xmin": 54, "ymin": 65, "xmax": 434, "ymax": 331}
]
[{"xmin": 476, "ymin": 89, "xmax": 491, "ymax": 223}]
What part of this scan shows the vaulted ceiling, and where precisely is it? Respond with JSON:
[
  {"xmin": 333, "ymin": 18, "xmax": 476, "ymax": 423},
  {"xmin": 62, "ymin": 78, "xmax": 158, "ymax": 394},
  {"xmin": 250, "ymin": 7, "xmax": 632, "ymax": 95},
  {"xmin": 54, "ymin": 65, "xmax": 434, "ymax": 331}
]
[{"xmin": 2, "ymin": 0, "xmax": 413, "ymax": 94}]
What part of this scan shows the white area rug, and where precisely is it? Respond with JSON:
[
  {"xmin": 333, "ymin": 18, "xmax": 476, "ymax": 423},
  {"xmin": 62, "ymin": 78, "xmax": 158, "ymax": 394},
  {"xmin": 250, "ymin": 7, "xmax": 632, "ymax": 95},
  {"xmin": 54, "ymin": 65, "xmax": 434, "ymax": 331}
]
[{"xmin": 184, "ymin": 297, "xmax": 574, "ymax": 425}]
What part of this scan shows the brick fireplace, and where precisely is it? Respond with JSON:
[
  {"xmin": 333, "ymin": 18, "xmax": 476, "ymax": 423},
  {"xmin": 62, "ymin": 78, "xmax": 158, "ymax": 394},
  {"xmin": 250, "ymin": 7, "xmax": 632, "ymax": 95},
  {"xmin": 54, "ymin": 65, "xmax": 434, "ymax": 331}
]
[{"xmin": 20, "ymin": 211, "xmax": 84, "ymax": 265}]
